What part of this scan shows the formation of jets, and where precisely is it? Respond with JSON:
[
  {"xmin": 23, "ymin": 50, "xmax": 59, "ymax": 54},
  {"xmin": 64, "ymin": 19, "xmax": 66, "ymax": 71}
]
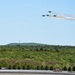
[{"xmin": 42, "ymin": 11, "xmax": 75, "ymax": 20}]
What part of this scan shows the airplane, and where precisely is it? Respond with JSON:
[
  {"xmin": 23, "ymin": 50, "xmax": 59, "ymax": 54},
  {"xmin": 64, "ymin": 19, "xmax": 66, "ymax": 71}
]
[
  {"xmin": 42, "ymin": 15, "xmax": 45, "ymax": 17},
  {"xmin": 46, "ymin": 14, "xmax": 50, "ymax": 16},
  {"xmin": 42, "ymin": 11, "xmax": 75, "ymax": 20},
  {"xmin": 48, "ymin": 11, "xmax": 52, "ymax": 13},
  {"xmin": 53, "ymin": 15, "xmax": 57, "ymax": 17}
]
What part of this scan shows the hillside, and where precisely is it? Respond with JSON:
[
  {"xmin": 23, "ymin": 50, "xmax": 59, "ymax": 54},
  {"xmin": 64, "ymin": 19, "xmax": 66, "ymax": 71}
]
[{"xmin": 7, "ymin": 42, "xmax": 47, "ymax": 46}]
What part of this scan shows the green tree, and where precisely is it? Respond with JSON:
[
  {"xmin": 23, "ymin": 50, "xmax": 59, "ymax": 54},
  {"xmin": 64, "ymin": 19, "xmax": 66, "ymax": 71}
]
[
  {"xmin": 63, "ymin": 66, "xmax": 67, "ymax": 71},
  {"xmin": 13, "ymin": 65, "xmax": 16, "ymax": 69},
  {"xmin": 45, "ymin": 66, "xmax": 48, "ymax": 70},
  {"xmin": 27, "ymin": 65, "xmax": 30, "ymax": 70},
  {"xmin": 40, "ymin": 48, "xmax": 43, "ymax": 51},
  {"xmin": 22, "ymin": 65, "xmax": 25, "ymax": 69},
  {"xmin": 41, "ymin": 65, "xmax": 44, "ymax": 70},
  {"xmin": 37, "ymin": 66, "xmax": 40, "ymax": 70},
  {"xmin": 68, "ymin": 67, "xmax": 71, "ymax": 72},
  {"xmin": 8, "ymin": 65, "xmax": 12, "ymax": 69},
  {"xmin": 0, "ymin": 65, "xmax": 1, "ymax": 69},
  {"xmin": 17, "ymin": 66, "xmax": 21, "ymax": 69},
  {"xmin": 50, "ymin": 66, "xmax": 53, "ymax": 70},
  {"xmin": 73, "ymin": 66, "xmax": 75, "ymax": 71}
]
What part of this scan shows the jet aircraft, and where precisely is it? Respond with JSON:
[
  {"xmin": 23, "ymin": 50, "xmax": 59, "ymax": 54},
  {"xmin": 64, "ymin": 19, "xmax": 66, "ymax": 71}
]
[{"xmin": 42, "ymin": 11, "xmax": 75, "ymax": 20}]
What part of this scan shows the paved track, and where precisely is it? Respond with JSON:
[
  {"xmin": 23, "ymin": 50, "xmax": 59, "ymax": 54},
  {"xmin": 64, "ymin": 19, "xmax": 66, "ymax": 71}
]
[
  {"xmin": 0, "ymin": 70, "xmax": 74, "ymax": 75},
  {"xmin": 0, "ymin": 73, "xmax": 74, "ymax": 75}
]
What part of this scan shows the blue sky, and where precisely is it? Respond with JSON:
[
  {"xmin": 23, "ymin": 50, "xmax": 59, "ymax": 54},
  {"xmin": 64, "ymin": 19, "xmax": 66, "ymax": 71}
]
[{"xmin": 0, "ymin": 0, "xmax": 75, "ymax": 45}]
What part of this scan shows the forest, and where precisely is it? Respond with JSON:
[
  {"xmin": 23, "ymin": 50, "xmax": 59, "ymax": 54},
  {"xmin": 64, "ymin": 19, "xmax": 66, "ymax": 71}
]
[{"xmin": 0, "ymin": 43, "xmax": 75, "ymax": 71}]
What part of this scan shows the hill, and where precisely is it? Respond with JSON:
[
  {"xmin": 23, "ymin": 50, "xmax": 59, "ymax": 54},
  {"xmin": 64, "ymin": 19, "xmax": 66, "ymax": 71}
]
[{"xmin": 7, "ymin": 42, "xmax": 48, "ymax": 46}]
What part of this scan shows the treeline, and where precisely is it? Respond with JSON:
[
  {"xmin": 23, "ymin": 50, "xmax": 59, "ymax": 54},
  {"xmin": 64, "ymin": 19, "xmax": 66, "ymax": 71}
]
[
  {"xmin": 0, "ymin": 44, "xmax": 75, "ymax": 70},
  {"xmin": 0, "ymin": 58, "xmax": 75, "ymax": 71}
]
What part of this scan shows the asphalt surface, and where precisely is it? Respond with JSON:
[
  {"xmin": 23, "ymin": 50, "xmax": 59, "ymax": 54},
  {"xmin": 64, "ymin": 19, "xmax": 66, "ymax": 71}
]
[
  {"xmin": 0, "ymin": 73, "xmax": 74, "ymax": 75},
  {"xmin": 0, "ymin": 70, "xmax": 75, "ymax": 75}
]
